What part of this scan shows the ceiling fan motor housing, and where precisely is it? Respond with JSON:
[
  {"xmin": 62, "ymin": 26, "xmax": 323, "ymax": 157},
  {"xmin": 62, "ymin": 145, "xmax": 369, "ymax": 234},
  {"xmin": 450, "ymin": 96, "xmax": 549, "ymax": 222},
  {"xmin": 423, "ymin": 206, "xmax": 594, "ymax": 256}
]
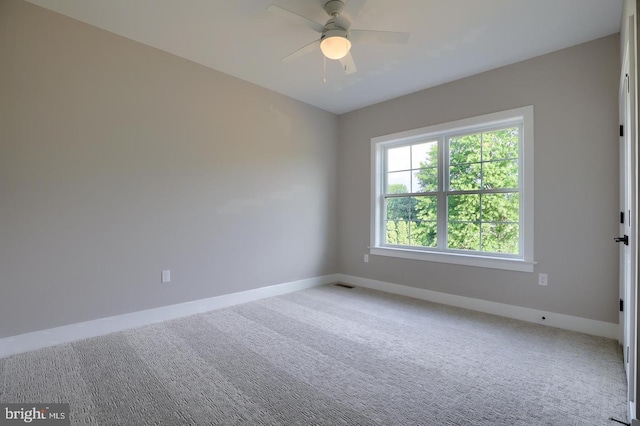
[{"xmin": 322, "ymin": 27, "xmax": 349, "ymax": 41}]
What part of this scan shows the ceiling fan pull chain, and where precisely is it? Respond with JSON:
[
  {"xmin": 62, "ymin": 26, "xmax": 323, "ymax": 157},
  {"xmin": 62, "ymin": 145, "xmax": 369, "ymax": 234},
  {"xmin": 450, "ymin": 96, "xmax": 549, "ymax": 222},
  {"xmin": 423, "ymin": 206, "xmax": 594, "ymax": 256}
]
[{"xmin": 323, "ymin": 55, "xmax": 327, "ymax": 84}]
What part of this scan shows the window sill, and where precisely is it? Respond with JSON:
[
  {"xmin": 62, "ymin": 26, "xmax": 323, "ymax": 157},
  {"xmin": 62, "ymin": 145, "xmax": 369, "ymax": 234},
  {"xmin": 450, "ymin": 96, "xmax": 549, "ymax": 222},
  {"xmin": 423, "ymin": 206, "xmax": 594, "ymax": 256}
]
[{"xmin": 370, "ymin": 247, "xmax": 536, "ymax": 272}]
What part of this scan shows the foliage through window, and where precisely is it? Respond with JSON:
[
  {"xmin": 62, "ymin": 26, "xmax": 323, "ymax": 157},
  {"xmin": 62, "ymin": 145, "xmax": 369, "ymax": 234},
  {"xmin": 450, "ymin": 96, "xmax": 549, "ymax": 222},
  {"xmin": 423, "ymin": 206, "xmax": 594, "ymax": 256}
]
[{"xmin": 371, "ymin": 107, "xmax": 534, "ymax": 272}]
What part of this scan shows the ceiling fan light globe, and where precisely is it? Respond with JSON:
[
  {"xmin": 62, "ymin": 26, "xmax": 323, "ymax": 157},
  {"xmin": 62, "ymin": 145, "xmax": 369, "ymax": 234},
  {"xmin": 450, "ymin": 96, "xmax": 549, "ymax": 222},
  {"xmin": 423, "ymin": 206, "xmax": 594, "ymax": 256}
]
[{"xmin": 320, "ymin": 36, "xmax": 351, "ymax": 60}]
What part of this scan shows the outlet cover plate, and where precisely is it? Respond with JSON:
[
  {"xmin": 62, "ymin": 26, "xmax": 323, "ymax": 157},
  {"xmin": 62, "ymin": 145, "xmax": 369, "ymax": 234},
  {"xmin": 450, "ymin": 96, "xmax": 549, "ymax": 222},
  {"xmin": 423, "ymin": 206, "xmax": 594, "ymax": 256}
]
[{"xmin": 538, "ymin": 273, "xmax": 548, "ymax": 286}]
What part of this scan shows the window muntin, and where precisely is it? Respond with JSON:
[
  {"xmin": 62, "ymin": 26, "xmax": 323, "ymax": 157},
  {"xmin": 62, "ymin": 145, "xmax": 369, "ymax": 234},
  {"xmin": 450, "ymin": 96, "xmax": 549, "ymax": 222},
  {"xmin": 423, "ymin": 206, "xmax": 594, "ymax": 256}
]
[{"xmin": 371, "ymin": 107, "xmax": 534, "ymax": 272}]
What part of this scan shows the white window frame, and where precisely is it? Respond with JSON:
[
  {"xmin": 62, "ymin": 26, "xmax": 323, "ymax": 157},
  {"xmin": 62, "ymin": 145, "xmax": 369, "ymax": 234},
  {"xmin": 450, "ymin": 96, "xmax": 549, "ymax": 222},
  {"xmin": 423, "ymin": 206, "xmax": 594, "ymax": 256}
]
[{"xmin": 370, "ymin": 106, "xmax": 535, "ymax": 272}]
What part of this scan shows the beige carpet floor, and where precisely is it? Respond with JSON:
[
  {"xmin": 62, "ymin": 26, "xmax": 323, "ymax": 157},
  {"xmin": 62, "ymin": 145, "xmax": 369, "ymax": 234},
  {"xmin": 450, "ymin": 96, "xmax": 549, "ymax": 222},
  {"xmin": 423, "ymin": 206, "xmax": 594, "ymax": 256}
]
[{"xmin": 0, "ymin": 284, "xmax": 628, "ymax": 425}]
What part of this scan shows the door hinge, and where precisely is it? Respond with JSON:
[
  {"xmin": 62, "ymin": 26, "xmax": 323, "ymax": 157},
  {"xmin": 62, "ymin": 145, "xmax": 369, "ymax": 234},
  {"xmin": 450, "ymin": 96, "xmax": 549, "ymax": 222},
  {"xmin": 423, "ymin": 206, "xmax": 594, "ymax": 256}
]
[
  {"xmin": 615, "ymin": 235, "xmax": 629, "ymax": 245},
  {"xmin": 620, "ymin": 299, "xmax": 624, "ymax": 312},
  {"xmin": 621, "ymin": 211, "xmax": 625, "ymax": 224},
  {"xmin": 627, "ymin": 74, "xmax": 630, "ymax": 93},
  {"xmin": 621, "ymin": 125, "xmax": 624, "ymax": 137}
]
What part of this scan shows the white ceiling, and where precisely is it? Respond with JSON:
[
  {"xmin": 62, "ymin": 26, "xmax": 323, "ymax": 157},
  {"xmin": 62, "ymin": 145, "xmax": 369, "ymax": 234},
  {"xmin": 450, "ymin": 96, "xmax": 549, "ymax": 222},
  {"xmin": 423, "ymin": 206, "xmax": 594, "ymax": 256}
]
[{"xmin": 25, "ymin": 0, "xmax": 623, "ymax": 114}]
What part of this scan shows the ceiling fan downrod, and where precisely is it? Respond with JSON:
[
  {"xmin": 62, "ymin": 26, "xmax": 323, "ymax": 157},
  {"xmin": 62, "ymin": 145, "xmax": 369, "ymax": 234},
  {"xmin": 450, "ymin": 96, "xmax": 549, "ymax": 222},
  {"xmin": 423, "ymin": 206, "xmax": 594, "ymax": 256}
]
[{"xmin": 324, "ymin": 0, "xmax": 345, "ymax": 17}]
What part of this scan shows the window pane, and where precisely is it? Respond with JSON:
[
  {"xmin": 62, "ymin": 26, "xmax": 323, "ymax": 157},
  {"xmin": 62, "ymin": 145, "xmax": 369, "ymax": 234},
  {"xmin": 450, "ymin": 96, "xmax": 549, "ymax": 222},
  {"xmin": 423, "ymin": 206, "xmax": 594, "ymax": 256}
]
[
  {"xmin": 481, "ymin": 223, "xmax": 519, "ymax": 254},
  {"xmin": 386, "ymin": 220, "xmax": 410, "ymax": 245},
  {"xmin": 387, "ymin": 145, "xmax": 410, "ymax": 172},
  {"xmin": 386, "ymin": 197, "xmax": 412, "ymax": 221},
  {"xmin": 414, "ymin": 195, "xmax": 437, "ymax": 221},
  {"xmin": 409, "ymin": 221, "xmax": 437, "ymax": 247},
  {"xmin": 481, "ymin": 193, "xmax": 519, "ymax": 222},
  {"xmin": 482, "ymin": 160, "xmax": 518, "ymax": 189},
  {"xmin": 448, "ymin": 194, "xmax": 480, "ymax": 251},
  {"xmin": 447, "ymin": 222, "xmax": 480, "ymax": 251},
  {"xmin": 483, "ymin": 128, "xmax": 518, "ymax": 161},
  {"xmin": 449, "ymin": 163, "xmax": 481, "ymax": 191},
  {"xmin": 449, "ymin": 133, "xmax": 481, "ymax": 164},
  {"xmin": 448, "ymin": 194, "xmax": 480, "ymax": 222},
  {"xmin": 386, "ymin": 196, "xmax": 428, "ymax": 247},
  {"xmin": 387, "ymin": 171, "xmax": 411, "ymax": 193},
  {"xmin": 412, "ymin": 141, "xmax": 438, "ymax": 168},
  {"xmin": 386, "ymin": 221, "xmax": 397, "ymax": 244},
  {"xmin": 413, "ymin": 167, "xmax": 438, "ymax": 192}
]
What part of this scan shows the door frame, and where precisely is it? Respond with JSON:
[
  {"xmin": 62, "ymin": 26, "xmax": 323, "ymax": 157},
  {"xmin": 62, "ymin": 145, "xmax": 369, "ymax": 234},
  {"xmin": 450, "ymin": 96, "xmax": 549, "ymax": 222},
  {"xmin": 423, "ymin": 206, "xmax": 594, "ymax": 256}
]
[{"xmin": 620, "ymin": 12, "xmax": 639, "ymax": 422}]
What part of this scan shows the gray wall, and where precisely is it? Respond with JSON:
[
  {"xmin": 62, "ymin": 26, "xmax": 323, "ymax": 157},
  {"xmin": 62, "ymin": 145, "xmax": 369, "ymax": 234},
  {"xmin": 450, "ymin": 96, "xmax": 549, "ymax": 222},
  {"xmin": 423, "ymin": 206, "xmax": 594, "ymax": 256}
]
[
  {"xmin": 0, "ymin": 0, "xmax": 338, "ymax": 338},
  {"xmin": 338, "ymin": 34, "xmax": 621, "ymax": 324}
]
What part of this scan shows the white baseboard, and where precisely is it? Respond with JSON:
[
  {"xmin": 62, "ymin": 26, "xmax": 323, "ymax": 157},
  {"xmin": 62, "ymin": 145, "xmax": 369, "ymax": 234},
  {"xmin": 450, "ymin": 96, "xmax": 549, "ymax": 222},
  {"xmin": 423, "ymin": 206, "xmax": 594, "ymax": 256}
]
[
  {"xmin": 0, "ymin": 274, "xmax": 338, "ymax": 358},
  {"xmin": 336, "ymin": 274, "xmax": 619, "ymax": 339}
]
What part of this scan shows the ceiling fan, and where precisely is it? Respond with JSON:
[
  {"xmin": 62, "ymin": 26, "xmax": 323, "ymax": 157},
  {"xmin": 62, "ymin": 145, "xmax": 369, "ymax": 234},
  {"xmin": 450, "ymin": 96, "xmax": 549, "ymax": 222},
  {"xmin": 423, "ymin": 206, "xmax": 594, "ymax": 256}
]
[{"xmin": 268, "ymin": 0, "xmax": 410, "ymax": 75}]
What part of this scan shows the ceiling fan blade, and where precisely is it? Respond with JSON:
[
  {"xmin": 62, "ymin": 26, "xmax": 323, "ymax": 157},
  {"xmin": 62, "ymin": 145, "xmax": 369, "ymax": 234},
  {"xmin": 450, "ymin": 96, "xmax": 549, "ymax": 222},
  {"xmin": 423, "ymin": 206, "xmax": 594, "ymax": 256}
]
[
  {"xmin": 266, "ymin": 4, "xmax": 324, "ymax": 33},
  {"xmin": 281, "ymin": 39, "xmax": 321, "ymax": 62},
  {"xmin": 339, "ymin": 51, "xmax": 357, "ymax": 75},
  {"xmin": 349, "ymin": 30, "xmax": 410, "ymax": 44},
  {"xmin": 342, "ymin": 0, "xmax": 368, "ymax": 23}
]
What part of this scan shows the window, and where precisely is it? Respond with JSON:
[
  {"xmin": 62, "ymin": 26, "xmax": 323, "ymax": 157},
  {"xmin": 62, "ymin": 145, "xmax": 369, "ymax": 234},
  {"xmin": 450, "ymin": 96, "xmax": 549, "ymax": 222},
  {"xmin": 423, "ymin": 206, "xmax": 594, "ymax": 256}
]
[{"xmin": 371, "ymin": 106, "xmax": 534, "ymax": 272}]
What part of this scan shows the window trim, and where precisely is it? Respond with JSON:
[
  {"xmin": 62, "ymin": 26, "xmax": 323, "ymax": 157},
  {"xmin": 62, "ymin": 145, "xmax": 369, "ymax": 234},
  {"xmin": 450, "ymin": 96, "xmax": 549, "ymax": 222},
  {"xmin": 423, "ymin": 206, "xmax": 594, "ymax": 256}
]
[{"xmin": 370, "ymin": 106, "xmax": 535, "ymax": 272}]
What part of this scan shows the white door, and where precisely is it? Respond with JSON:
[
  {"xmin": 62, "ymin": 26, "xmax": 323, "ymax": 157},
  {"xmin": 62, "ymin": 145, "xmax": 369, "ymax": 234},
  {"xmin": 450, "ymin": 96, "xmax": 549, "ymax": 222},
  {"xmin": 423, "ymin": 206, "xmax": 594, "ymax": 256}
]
[{"xmin": 619, "ymin": 22, "xmax": 637, "ymax": 420}]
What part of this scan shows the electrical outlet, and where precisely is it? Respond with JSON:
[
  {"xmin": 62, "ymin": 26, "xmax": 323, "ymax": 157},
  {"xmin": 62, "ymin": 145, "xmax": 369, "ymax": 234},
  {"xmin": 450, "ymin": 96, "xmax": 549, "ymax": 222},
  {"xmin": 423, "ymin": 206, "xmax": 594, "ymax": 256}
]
[
  {"xmin": 161, "ymin": 270, "xmax": 171, "ymax": 283},
  {"xmin": 364, "ymin": 254, "xmax": 369, "ymax": 263},
  {"xmin": 538, "ymin": 273, "xmax": 548, "ymax": 286}
]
